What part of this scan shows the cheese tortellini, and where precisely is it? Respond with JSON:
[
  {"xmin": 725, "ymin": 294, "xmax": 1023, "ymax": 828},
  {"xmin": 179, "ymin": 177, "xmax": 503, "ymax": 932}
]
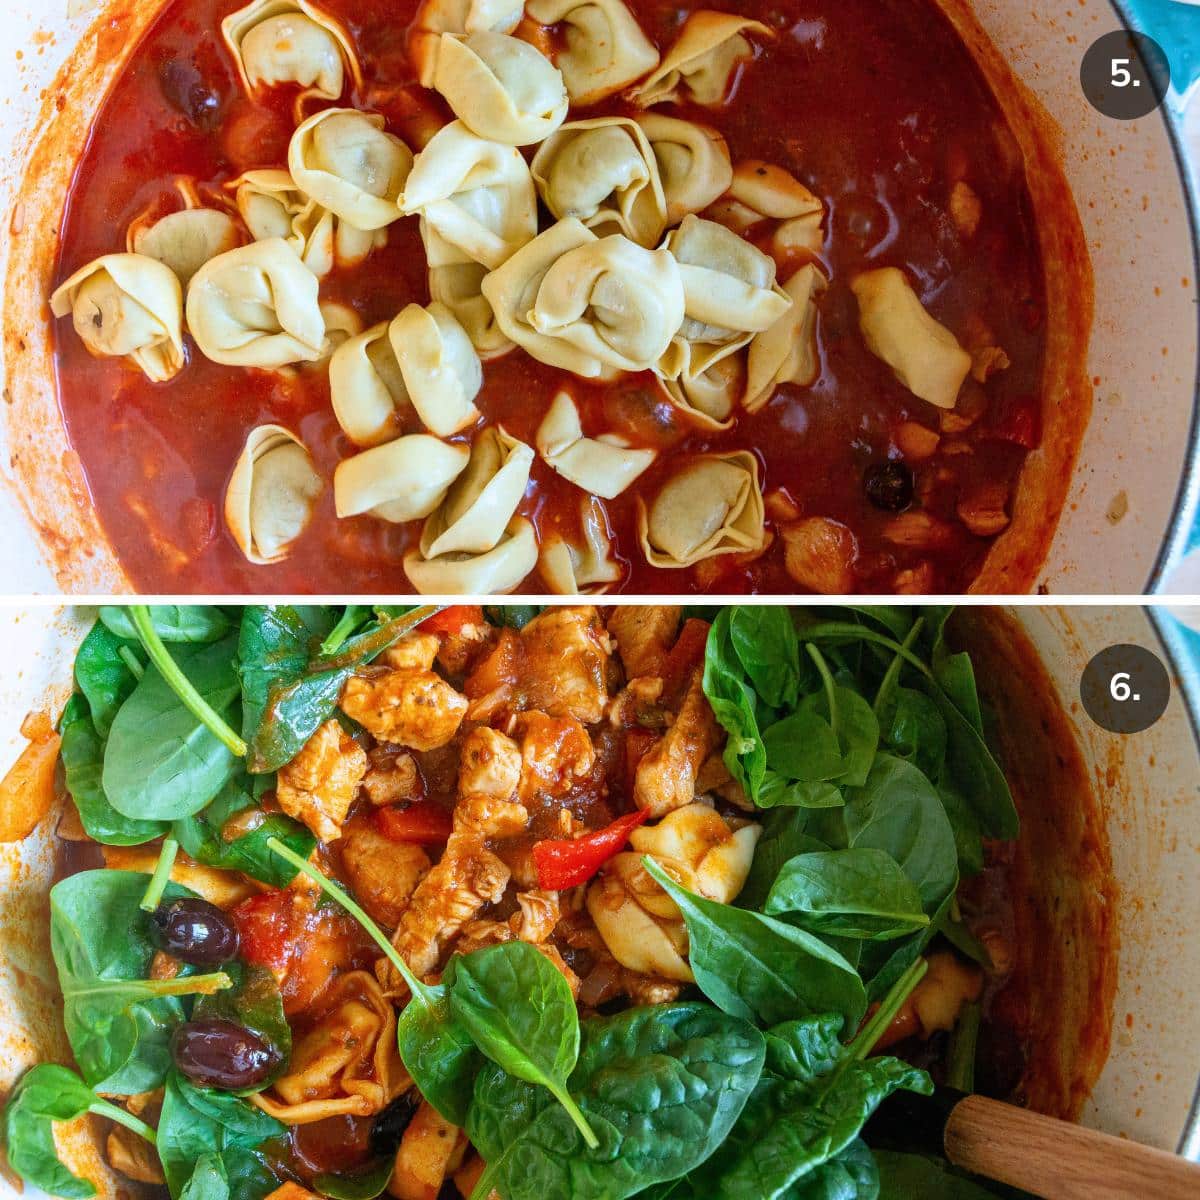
[
  {"xmin": 428, "ymin": 256, "xmax": 512, "ymax": 359},
  {"xmin": 334, "ymin": 434, "xmax": 470, "ymax": 523},
  {"xmin": 639, "ymin": 450, "xmax": 765, "ymax": 568},
  {"xmin": 186, "ymin": 239, "xmax": 326, "ymax": 368},
  {"xmin": 432, "ymin": 32, "xmax": 569, "ymax": 146},
  {"xmin": 851, "ymin": 267, "xmax": 971, "ymax": 409},
  {"xmin": 289, "ymin": 109, "xmax": 413, "ymax": 231},
  {"xmin": 410, "ymin": 0, "xmax": 524, "ymax": 87},
  {"xmin": 419, "ymin": 426, "xmax": 533, "ymax": 558},
  {"xmin": 482, "ymin": 218, "xmax": 685, "ymax": 377},
  {"xmin": 659, "ymin": 354, "xmax": 743, "ymax": 430},
  {"xmin": 404, "ymin": 516, "xmax": 538, "ymax": 593},
  {"xmin": 660, "ymin": 215, "xmax": 791, "ymax": 382},
  {"xmin": 531, "ymin": 118, "xmax": 668, "ymax": 248},
  {"xmin": 635, "ymin": 114, "xmax": 732, "ymax": 227},
  {"xmin": 401, "ymin": 121, "xmax": 538, "ymax": 271},
  {"xmin": 222, "ymin": 0, "xmax": 361, "ymax": 102},
  {"xmin": 628, "ymin": 11, "xmax": 773, "ymax": 107},
  {"xmin": 390, "ymin": 302, "xmax": 483, "ymax": 437},
  {"xmin": 711, "ymin": 160, "xmax": 825, "ymax": 258},
  {"xmin": 329, "ymin": 322, "xmax": 410, "ymax": 447},
  {"xmin": 536, "ymin": 391, "xmax": 655, "ymax": 498},
  {"xmin": 539, "ymin": 496, "xmax": 621, "ymax": 594},
  {"xmin": 744, "ymin": 263, "xmax": 826, "ymax": 412},
  {"xmin": 526, "ymin": 0, "xmax": 660, "ymax": 105},
  {"xmin": 224, "ymin": 424, "xmax": 323, "ymax": 564},
  {"xmin": 50, "ymin": 253, "xmax": 184, "ymax": 382},
  {"xmin": 130, "ymin": 208, "xmax": 242, "ymax": 288}
]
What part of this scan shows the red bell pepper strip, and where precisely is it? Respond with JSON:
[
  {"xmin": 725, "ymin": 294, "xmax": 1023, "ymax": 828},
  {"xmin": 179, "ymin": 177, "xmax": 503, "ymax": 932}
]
[
  {"xmin": 374, "ymin": 802, "xmax": 454, "ymax": 845},
  {"xmin": 661, "ymin": 618, "xmax": 711, "ymax": 696},
  {"xmin": 532, "ymin": 809, "xmax": 651, "ymax": 890},
  {"xmin": 419, "ymin": 605, "xmax": 484, "ymax": 636}
]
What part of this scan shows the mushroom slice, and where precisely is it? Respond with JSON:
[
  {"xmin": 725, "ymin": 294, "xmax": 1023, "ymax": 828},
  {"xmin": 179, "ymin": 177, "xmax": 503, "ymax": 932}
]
[
  {"xmin": 660, "ymin": 214, "xmax": 791, "ymax": 382},
  {"xmin": 536, "ymin": 391, "xmax": 655, "ymax": 499},
  {"xmin": 222, "ymin": 0, "xmax": 362, "ymax": 101},
  {"xmin": 50, "ymin": 253, "xmax": 184, "ymax": 382},
  {"xmin": 289, "ymin": 109, "xmax": 413, "ymax": 231},
  {"xmin": 420, "ymin": 426, "xmax": 533, "ymax": 558},
  {"xmin": 330, "ymin": 322, "xmax": 410, "ymax": 447},
  {"xmin": 225, "ymin": 424, "xmax": 323, "ymax": 564},
  {"xmin": 531, "ymin": 117, "xmax": 667, "ymax": 248},
  {"xmin": 539, "ymin": 496, "xmax": 621, "ymax": 594},
  {"xmin": 638, "ymin": 450, "xmax": 765, "ymax": 567},
  {"xmin": 130, "ymin": 208, "xmax": 242, "ymax": 288},
  {"xmin": 658, "ymin": 354, "xmax": 742, "ymax": 431},
  {"xmin": 527, "ymin": 0, "xmax": 658, "ymax": 105},
  {"xmin": 411, "ymin": 0, "xmax": 524, "ymax": 87},
  {"xmin": 628, "ymin": 11, "xmax": 773, "ymax": 107},
  {"xmin": 634, "ymin": 114, "xmax": 732, "ymax": 226},
  {"xmin": 186, "ymin": 239, "xmax": 326, "ymax": 369},
  {"xmin": 334, "ymin": 435, "xmax": 470, "ymax": 523},
  {"xmin": 744, "ymin": 263, "xmax": 826, "ymax": 412},
  {"xmin": 401, "ymin": 121, "xmax": 538, "ymax": 271},
  {"xmin": 404, "ymin": 516, "xmax": 538, "ymax": 594},
  {"xmin": 432, "ymin": 32, "xmax": 568, "ymax": 147},
  {"xmin": 851, "ymin": 267, "xmax": 971, "ymax": 409},
  {"xmin": 388, "ymin": 302, "xmax": 482, "ymax": 438},
  {"xmin": 481, "ymin": 218, "xmax": 684, "ymax": 378}
]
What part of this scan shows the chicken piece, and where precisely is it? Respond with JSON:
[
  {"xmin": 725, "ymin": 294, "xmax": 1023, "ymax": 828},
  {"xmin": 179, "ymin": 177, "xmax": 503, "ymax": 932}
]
[
  {"xmin": 607, "ymin": 606, "xmax": 682, "ymax": 678},
  {"xmin": 341, "ymin": 823, "xmax": 432, "ymax": 928},
  {"xmin": 515, "ymin": 712, "xmax": 596, "ymax": 805},
  {"xmin": 464, "ymin": 629, "xmax": 520, "ymax": 723},
  {"xmin": 389, "ymin": 1101, "xmax": 468, "ymax": 1200},
  {"xmin": 514, "ymin": 890, "xmax": 560, "ymax": 942},
  {"xmin": 266, "ymin": 1185, "xmax": 322, "ymax": 1200},
  {"xmin": 277, "ymin": 719, "xmax": 368, "ymax": 843},
  {"xmin": 381, "ymin": 832, "xmax": 511, "ymax": 988},
  {"xmin": 607, "ymin": 676, "xmax": 666, "ymax": 730},
  {"xmin": 342, "ymin": 671, "xmax": 468, "ymax": 751},
  {"xmin": 519, "ymin": 606, "xmax": 612, "ymax": 724},
  {"xmin": 895, "ymin": 421, "xmax": 940, "ymax": 462},
  {"xmin": 949, "ymin": 180, "xmax": 982, "ymax": 238},
  {"xmin": 437, "ymin": 620, "xmax": 493, "ymax": 678},
  {"xmin": 970, "ymin": 344, "xmax": 1010, "ymax": 383},
  {"xmin": 107, "ymin": 1091, "xmax": 164, "ymax": 1184},
  {"xmin": 458, "ymin": 726, "xmax": 521, "ymax": 801},
  {"xmin": 695, "ymin": 753, "xmax": 753, "ymax": 810},
  {"xmin": 362, "ymin": 749, "xmax": 423, "ymax": 807},
  {"xmin": 957, "ymin": 482, "xmax": 1011, "ymax": 538},
  {"xmin": 893, "ymin": 563, "xmax": 936, "ymax": 595},
  {"xmin": 633, "ymin": 672, "xmax": 718, "ymax": 816},
  {"xmin": 455, "ymin": 793, "xmax": 530, "ymax": 838},
  {"xmin": 781, "ymin": 517, "xmax": 858, "ymax": 595},
  {"xmin": 882, "ymin": 510, "xmax": 954, "ymax": 550},
  {"xmin": 874, "ymin": 951, "xmax": 984, "ymax": 1050},
  {"xmin": 382, "ymin": 633, "xmax": 441, "ymax": 671}
]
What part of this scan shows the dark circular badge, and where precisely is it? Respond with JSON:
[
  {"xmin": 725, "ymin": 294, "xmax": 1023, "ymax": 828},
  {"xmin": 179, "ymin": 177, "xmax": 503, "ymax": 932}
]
[
  {"xmin": 1080, "ymin": 644, "xmax": 1170, "ymax": 734},
  {"xmin": 1080, "ymin": 31, "xmax": 1170, "ymax": 120}
]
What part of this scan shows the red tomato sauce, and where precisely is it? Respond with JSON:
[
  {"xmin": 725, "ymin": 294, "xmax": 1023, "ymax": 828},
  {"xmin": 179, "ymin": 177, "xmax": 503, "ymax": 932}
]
[{"xmin": 53, "ymin": 0, "xmax": 1045, "ymax": 593}]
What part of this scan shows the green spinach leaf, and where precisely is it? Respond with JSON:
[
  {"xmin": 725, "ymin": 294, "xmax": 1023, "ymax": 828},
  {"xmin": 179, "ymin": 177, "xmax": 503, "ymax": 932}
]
[
  {"xmin": 874, "ymin": 1150, "xmax": 1007, "ymax": 1198},
  {"xmin": 729, "ymin": 606, "xmax": 801, "ymax": 709},
  {"xmin": 704, "ymin": 609, "xmax": 767, "ymax": 800},
  {"xmin": 192, "ymin": 964, "xmax": 290, "ymax": 1094},
  {"xmin": 313, "ymin": 1160, "xmax": 394, "ymax": 1200},
  {"xmin": 101, "ymin": 607, "xmax": 232, "ymax": 645},
  {"xmin": 74, "ymin": 622, "xmax": 143, "ymax": 739},
  {"xmin": 738, "ymin": 810, "xmax": 827, "ymax": 911},
  {"xmin": 395, "ymin": 985, "xmax": 482, "ymax": 1127}
]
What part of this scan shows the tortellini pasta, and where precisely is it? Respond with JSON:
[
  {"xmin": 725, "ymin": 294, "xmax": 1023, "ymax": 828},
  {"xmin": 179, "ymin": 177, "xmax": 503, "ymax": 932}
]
[
  {"xmin": 401, "ymin": 121, "xmax": 538, "ymax": 271},
  {"xmin": 635, "ymin": 114, "xmax": 732, "ymax": 227},
  {"xmin": 526, "ymin": 0, "xmax": 660, "ymax": 105},
  {"xmin": 186, "ymin": 239, "xmax": 326, "ymax": 368},
  {"xmin": 224, "ymin": 424, "xmax": 323, "ymax": 564},
  {"xmin": 536, "ymin": 391, "xmax": 655, "ymax": 498},
  {"xmin": 410, "ymin": 0, "xmax": 523, "ymax": 87},
  {"xmin": 481, "ymin": 218, "xmax": 685, "ymax": 377},
  {"xmin": 390, "ymin": 302, "xmax": 483, "ymax": 437},
  {"xmin": 659, "ymin": 354, "xmax": 742, "ymax": 430},
  {"xmin": 633, "ymin": 803, "xmax": 761, "ymax": 903},
  {"xmin": 334, "ymin": 434, "xmax": 470, "ymax": 522},
  {"xmin": 252, "ymin": 972, "xmax": 405, "ymax": 1123},
  {"xmin": 222, "ymin": 0, "xmax": 361, "ymax": 102},
  {"xmin": 50, "ymin": 253, "xmax": 184, "ymax": 382},
  {"xmin": 130, "ymin": 208, "xmax": 242, "ymax": 288},
  {"xmin": 710, "ymin": 159, "xmax": 824, "ymax": 258},
  {"xmin": 628, "ymin": 11, "xmax": 772, "ymax": 107},
  {"xmin": 851, "ymin": 267, "xmax": 971, "ymax": 409},
  {"xmin": 539, "ymin": 496, "xmax": 621, "ymax": 593},
  {"xmin": 404, "ymin": 516, "xmax": 538, "ymax": 593},
  {"xmin": 428, "ymin": 256, "xmax": 512, "ymax": 359},
  {"xmin": 316, "ymin": 301, "xmax": 365, "ymax": 363},
  {"xmin": 660, "ymin": 215, "xmax": 791, "ymax": 381},
  {"xmin": 531, "ymin": 118, "xmax": 668, "ymax": 248},
  {"xmin": 432, "ymin": 32, "xmax": 569, "ymax": 146},
  {"xmin": 289, "ymin": 109, "xmax": 413, "ymax": 232},
  {"xmin": 638, "ymin": 450, "xmax": 765, "ymax": 567},
  {"xmin": 744, "ymin": 262, "xmax": 826, "ymax": 412},
  {"xmin": 329, "ymin": 322, "xmax": 410, "ymax": 447},
  {"xmin": 420, "ymin": 426, "xmax": 533, "ymax": 557}
]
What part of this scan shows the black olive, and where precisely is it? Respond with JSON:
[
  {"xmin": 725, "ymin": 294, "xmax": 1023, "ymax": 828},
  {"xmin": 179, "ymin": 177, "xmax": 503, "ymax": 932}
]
[
  {"xmin": 171, "ymin": 1019, "xmax": 279, "ymax": 1091},
  {"xmin": 159, "ymin": 59, "xmax": 224, "ymax": 130},
  {"xmin": 864, "ymin": 461, "xmax": 914, "ymax": 512},
  {"xmin": 369, "ymin": 1092, "xmax": 420, "ymax": 1157},
  {"xmin": 152, "ymin": 898, "xmax": 240, "ymax": 965}
]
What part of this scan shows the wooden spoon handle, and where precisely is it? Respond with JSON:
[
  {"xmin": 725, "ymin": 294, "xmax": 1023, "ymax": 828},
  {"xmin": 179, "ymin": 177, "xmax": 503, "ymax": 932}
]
[{"xmin": 944, "ymin": 1094, "xmax": 1200, "ymax": 1199}]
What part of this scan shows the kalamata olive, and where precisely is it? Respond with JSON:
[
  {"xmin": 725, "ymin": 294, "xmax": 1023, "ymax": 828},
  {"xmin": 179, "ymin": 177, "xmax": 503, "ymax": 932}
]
[
  {"xmin": 864, "ymin": 461, "xmax": 914, "ymax": 512},
  {"xmin": 159, "ymin": 59, "xmax": 224, "ymax": 130},
  {"xmin": 369, "ymin": 1092, "xmax": 420, "ymax": 1157},
  {"xmin": 171, "ymin": 1019, "xmax": 279, "ymax": 1091},
  {"xmin": 152, "ymin": 898, "xmax": 240, "ymax": 965}
]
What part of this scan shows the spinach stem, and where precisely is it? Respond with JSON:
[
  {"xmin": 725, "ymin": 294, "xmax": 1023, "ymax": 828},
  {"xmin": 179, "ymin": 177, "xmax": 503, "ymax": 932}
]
[
  {"xmin": 128, "ymin": 606, "xmax": 247, "ymax": 757},
  {"xmin": 848, "ymin": 957, "xmax": 929, "ymax": 1062},
  {"xmin": 801, "ymin": 622, "xmax": 936, "ymax": 683},
  {"xmin": 320, "ymin": 606, "xmax": 369, "ymax": 656},
  {"xmin": 139, "ymin": 836, "xmax": 180, "ymax": 912},
  {"xmin": 90, "ymin": 1099, "xmax": 157, "ymax": 1144},
  {"xmin": 266, "ymin": 838, "xmax": 437, "ymax": 1009},
  {"xmin": 117, "ymin": 645, "xmax": 145, "ymax": 681},
  {"xmin": 872, "ymin": 618, "xmax": 925, "ymax": 715},
  {"xmin": 468, "ymin": 1163, "xmax": 500, "ymax": 1200},
  {"xmin": 549, "ymin": 1083, "xmax": 600, "ymax": 1150},
  {"xmin": 68, "ymin": 972, "xmax": 232, "ymax": 999},
  {"xmin": 805, "ymin": 644, "xmax": 839, "ymax": 738},
  {"xmin": 946, "ymin": 1001, "xmax": 980, "ymax": 1093}
]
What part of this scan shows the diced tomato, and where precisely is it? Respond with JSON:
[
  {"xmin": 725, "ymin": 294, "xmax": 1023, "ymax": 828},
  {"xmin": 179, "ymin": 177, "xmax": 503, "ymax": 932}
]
[
  {"xmin": 661, "ymin": 619, "xmax": 711, "ymax": 697},
  {"xmin": 230, "ymin": 889, "xmax": 295, "ymax": 976},
  {"xmin": 984, "ymin": 398, "xmax": 1040, "ymax": 449},
  {"xmin": 532, "ymin": 809, "xmax": 651, "ymax": 890},
  {"xmin": 624, "ymin": 727, "xmax": 659, "ymax": 790},
  {"xmin": 419, "ymin": 605, "xmax": 484, "ymax": 636},
  {"xmin": 374, "ymin": 802, "xmax": 454, "ymax": 845}
]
